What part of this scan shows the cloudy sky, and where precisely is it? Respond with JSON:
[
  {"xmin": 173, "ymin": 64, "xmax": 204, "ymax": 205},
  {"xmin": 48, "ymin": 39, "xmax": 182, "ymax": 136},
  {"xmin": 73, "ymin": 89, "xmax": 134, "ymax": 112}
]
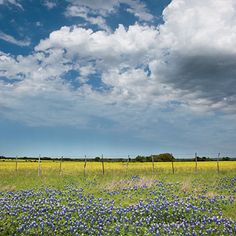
[{"xmin": 0, "ymin": 0, "xmax": 236, "ymax": 157}]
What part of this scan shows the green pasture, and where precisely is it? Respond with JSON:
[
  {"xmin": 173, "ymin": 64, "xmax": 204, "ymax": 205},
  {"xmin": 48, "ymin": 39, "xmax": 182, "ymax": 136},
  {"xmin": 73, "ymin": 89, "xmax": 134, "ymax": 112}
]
[{"xmin": 1, "ymin": 160, "xmax": 236, "ymax": 220}]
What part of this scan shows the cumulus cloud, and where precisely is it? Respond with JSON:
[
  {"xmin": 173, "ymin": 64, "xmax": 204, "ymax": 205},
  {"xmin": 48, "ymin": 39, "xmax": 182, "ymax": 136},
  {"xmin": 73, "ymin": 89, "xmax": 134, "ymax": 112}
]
[
  {"xmin": 34, "ymin": 23, "xmax": 165, "ymax": 106},
  {"xmin": 151, "ymin": 0, "xmax": 236, "ymax": 113},
  {"xmin": 1, "ymin": 0, "xmax": 236, "ymax": 132},
  {"xmin": 35, "ymin": 24, "xmax": 158, "ymax": 69},
  {"xmin": 36, "ymin": 0, "xmax": 236, "ymax": 115}
]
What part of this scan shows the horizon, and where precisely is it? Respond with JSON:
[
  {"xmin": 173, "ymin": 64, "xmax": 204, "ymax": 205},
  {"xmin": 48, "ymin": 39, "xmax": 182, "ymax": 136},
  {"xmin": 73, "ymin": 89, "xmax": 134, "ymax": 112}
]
[{"xmin": 1, "ymin": 153, "xmax": 236, "ymax": 160}]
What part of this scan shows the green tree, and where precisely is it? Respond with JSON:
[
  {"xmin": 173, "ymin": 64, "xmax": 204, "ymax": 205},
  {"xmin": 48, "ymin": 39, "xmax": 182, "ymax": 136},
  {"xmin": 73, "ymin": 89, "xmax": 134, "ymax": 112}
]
[{"xmin": 153, "ymin": 153, "xmax": 175, "ymax": 162}]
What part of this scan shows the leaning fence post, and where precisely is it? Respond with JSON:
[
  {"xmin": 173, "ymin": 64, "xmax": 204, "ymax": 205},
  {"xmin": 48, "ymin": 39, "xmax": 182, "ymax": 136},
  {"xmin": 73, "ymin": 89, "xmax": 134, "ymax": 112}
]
[
  {"xmin": 195, "ymin": 152, "xmax": 198, "ymax": 173},
  {"xmin": 38, "ymin": 154, "xmax": 41, "ymax": 177},
  {"xmin": 84, "ymin": 155, "xmax": 87, "ymax": 177},
  {"xmin": 15, "ymin": 156, "xmax": 18, "ymax": 172},
  {"xmin": 217, "ymin": 152, "xmax": 220, "ymax": 173},
  {"xmin": 101, "ymin": 154, "xmax": 105, "ymax": 175}
]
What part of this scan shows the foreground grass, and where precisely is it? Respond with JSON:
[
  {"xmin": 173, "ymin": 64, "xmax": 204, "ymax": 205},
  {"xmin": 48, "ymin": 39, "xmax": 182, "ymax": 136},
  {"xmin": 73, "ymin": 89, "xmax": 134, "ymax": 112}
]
[
  {"xmin": 0, "ymin": 160, "xmax": 235, "ymax": 190},
  {"xmin": 0, "ymin": 161, "xmax": 236, "ymax": 235}
]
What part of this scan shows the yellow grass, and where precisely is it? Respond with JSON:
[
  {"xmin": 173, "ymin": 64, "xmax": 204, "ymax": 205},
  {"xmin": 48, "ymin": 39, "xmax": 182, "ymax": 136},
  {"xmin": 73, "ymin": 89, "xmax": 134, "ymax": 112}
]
[{"xmin": 0, "ymin": 160, "xmax": 236, "ymax": 174}]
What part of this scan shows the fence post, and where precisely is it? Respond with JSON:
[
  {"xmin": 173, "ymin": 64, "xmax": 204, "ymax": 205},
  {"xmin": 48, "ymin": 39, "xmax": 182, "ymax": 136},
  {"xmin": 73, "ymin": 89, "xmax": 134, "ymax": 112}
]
[
  {"xmin": 195, "ymin": 152, "xmax": 198, "ymax": 173},
  {"xmin": 59, "ymin": 156, "xmax": 63, "ymax": 175},
  {"xmin": 217, "ymin": 152, "xmax": 220, "ymax": 173},
  {"xmin": 171, "ymin": 153, "xmax": 174, "ymax": 174},
  {"xmin": 38, "ymin": 154, "xmax": 41, "ymax": 177},
  {"xmin": 101, "ymin": 154, "xmax": 105, "ymax": 175},
  {"xmin": 152, "ymin": 155, "xmax": 154, "ymax": 173},
  {"xmin": 127, "ymin": 155, "xmax": 129, "ymax": 170},
  {"xmin": 84, "ymin": 155, "xmax": 87, "ymax": 177},
  {"xmin": 15, "ymin": 156, "xmax": 18, "ymax": 172}
]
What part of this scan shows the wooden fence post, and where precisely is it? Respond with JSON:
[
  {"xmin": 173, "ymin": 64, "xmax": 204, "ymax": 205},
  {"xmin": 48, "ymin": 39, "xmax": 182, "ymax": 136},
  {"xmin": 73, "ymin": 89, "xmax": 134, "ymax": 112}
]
[
  {"xmin": 152, "ymin": 155, "xmax": 154, "ymax": 173},
  {"xmin": 195, "ymin": 152, "xmax": 198, "ymax": 173},
  {"xmin": 171, "ymin": 153, "xmax": 174, "ymax": 174},
  {"xmin": 217, "ymin": 152, "xmax": 220, "ymax": 173},
  {"xmin": 59, "ymin": 156, "xmax": 63, "ymax": 175},
  {"xmin": 38, "ymin": 155, "xmax": 41, "ymax": 177},
  {"xmin": 84, "ymin": 155, "xmax": 87, "ymax": 177},
  {"xmin": 127, "ymin": 155, "xmax": 129, "ymax": 170},
  {"xmin": 15, "ymin": 156, "xmax": 18, "ymax": 172},
  {"xmin": 101, "ymin": 154, "xmax": 104, "ymax": 175}
]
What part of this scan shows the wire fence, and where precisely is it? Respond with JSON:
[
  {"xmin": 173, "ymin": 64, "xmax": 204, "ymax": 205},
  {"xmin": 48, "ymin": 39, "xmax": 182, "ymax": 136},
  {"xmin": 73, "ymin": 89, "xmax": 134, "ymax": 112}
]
[{"xmin": 1, "ymin": 153, "xmax": 236, "ymax": 176}]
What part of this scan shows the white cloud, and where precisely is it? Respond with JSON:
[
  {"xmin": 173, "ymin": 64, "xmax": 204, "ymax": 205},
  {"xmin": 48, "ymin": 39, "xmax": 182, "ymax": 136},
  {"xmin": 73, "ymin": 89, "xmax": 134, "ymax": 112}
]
[
  {"xmin": 1, "ymin": 0, "xmax": 236, "ymax": 133},
  {"xmin": 159, "ymin": 0, "xmax": 236, "ymax": 52},
  {"xmin": 65, "ymin": 0, "xmax": 153, "ymax": 30},
  {"xmin": 0, "ymin": 0, "xmax": 23, "ymax": 9},
  {"xmin": 36, "ymin": 21, "xmax": 42, "ymax": 27},
  {"xmin": 40, "ymin": 0, "xmax": 236, "ymax": 117},
  {"xmin": 65, "ymin": 5, "xmax": 110, "ymax": 31},
  {"xmin": 0, "ymin": 31, "xmax": 30, "ymax": 46},
  {"xmin": 34, "ymin": 23, "xmax": 163, "ymax": 106},
  {"xmin": 151, "ymin": 0, "xmax": 236, "ymax": 113},
  {"xmin": 66, "ymin": 0, "xmax": 118, "ymax": 16},
  {"xmin": 43, "ymin": 0, "xmax": 57, "ymax": 9},
  {"xmin": 0, "ymin": 50, "xmax": 85, "ymax": 126},
  {"xmin": 124, "ymin": 0, "xmax": 154, "ymax": 21},
  {"xmin": 35, "ymin": 24, "xmax": 158, "ymax": 68}
]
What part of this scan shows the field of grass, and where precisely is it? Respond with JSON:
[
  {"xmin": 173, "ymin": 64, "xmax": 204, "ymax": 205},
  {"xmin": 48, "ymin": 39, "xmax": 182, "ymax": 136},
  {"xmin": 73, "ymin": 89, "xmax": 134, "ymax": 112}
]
[{"xmin": 0, "ymin": 160, "xmax": 236, "ymax": 235}]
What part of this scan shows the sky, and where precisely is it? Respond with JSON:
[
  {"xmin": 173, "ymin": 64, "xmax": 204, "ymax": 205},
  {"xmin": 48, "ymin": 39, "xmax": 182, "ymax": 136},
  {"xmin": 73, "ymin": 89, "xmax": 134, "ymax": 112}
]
[{"xmin": 0, "ymin": 0, "xmax": 236, "ymax": 158}]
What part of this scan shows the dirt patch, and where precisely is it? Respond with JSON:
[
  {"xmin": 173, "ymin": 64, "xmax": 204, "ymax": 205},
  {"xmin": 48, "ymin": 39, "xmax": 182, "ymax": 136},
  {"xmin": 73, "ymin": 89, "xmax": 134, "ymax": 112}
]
[
  {"xmin": 181, "ymin": 179, "xmax": 192, "ymax": 193},
  {"xmin": 0, "ymin": 185, "xmax": 16, "ymax": 191},
  {"xmin": 105, "ymin": 177, "xmax": 155, "ymax": 191}
]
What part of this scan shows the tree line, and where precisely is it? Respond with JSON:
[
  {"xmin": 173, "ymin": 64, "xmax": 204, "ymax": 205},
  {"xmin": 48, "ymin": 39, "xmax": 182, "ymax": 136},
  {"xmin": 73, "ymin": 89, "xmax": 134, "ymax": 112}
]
[{"xmin": 0, "ymin": 154, "xmax": 234, "ymax": 162}]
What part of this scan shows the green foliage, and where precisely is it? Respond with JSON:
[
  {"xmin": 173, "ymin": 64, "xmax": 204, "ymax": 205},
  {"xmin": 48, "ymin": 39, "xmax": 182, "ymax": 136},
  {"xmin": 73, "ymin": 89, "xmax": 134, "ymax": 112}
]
[
  {"xmin": 135, "ymin": 153, "xmax": 175, "ymax": 162},
  {"xmin": 152, "ymin": 153, "xmax": 175, "ymax": 162},
  {"xmin": 195, "ymin": 156, "xmax": 211, "ymax": 161},
  {"xmin": 94, "ymin": 157, "xmax": 101, "ymax": 161},
  {"xmin": 135, "ymin": 156, "xmax": 146, "ymax": 162}
]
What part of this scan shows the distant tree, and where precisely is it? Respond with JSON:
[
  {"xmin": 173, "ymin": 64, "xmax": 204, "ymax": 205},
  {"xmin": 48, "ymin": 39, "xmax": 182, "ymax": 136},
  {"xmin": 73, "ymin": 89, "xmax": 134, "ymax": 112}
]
[
  {"xmin": 135, "ymin": 155, "xmax": 146, "ymax": 162},
  {"xmin": 195, "ymin": 156, "xmax": 211, "ymax": 161},
  {"xmin": 94, "ymin": 157, "xmax": 101, "ymax": 161},
  {"xmin": 222, "ymin": 157, "xmax": 230, "ymax": 161},
  {"xmin": 195, "ymin": 156, "xmax": 203, "ymax": 161},
  {"xmin": 153, "ymin": 153, "xmax": 175, "ymax": 162}
]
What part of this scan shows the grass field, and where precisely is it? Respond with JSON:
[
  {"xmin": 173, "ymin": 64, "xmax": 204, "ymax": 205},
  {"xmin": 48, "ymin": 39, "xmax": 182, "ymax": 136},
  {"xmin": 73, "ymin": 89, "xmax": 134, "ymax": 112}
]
[{"xmin": 0, "ymin": 160, "xmax": 236, "ymax": 235}]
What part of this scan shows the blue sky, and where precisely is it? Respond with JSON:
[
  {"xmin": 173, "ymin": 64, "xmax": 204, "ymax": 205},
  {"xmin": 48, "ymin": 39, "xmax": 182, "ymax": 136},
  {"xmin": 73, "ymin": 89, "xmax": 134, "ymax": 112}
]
[{"xmin": 0, "ymin": 0, "xmax": 236, "ymax": 158}]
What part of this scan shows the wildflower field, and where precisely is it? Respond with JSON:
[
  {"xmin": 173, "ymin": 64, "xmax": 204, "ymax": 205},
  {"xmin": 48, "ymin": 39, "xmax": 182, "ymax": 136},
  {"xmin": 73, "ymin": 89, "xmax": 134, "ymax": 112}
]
[{"xmin": 0, "ymin": 160, "xmax": 236, "ymax": 235}]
